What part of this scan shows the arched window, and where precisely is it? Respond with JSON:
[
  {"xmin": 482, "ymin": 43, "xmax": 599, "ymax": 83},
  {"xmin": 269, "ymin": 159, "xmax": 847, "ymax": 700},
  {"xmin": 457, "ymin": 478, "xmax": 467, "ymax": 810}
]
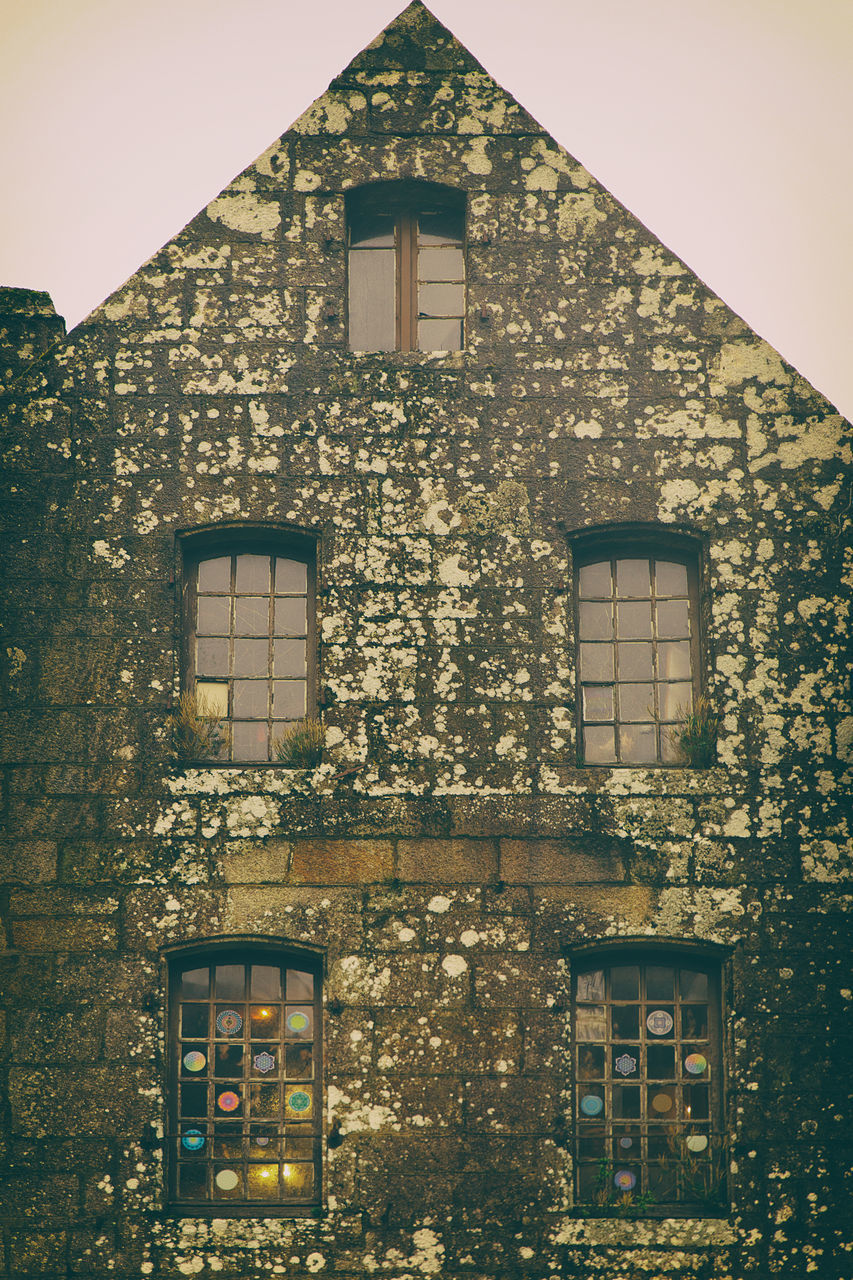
[
  {"xmin": 167, "ymin": 943, "xmax": 323, "ymax": 1212},
  {"xmin": 346, "ymin": 181, "xmax": 466, "ymax": 352},
  {"xmin": 573, "ymin": 533, "xmax": 703, "ymax": 766},
  {"xmin": 572, "ymin": 948, "xmax": 725, "ymax": 1214},
  {"xmin": 182, "ymin": 537, "xmax": 315, "ymax": 763}
]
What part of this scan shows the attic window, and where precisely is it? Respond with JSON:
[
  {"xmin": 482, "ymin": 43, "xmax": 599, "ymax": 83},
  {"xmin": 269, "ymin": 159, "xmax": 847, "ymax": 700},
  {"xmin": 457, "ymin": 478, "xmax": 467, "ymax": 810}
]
[{"xmin": 346, "ymin": 182, "xmax": 465, "ymax": 352}]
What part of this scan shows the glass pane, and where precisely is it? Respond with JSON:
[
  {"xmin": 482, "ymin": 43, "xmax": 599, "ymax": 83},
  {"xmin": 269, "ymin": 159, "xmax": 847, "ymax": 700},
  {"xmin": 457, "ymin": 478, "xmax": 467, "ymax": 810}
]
[
  {"xmin": 578, "ymin": 1087, "xmax": 604, "ymax": 1118},
  {"xmin": 214, "ymin": 1045, "xmax": 243, "ymax": 1077},
  {"xmin": 684, "ymin": 1084, "xmax": 709, "ymax": 1120},
  {"xmin": 196, "ymin": 681, "xmax": 228, "ymax": 717},
  {"xmin": 577, "ymin": 1045, "xmax": 605, "ymax": 1078},
  {"xmin": 583, "ymin": 685, "xmax": 613, "ymax": 722},
  {"xmin": 283, "ymin": 1163, "xmax": 314, "ymax": 1197},
  {"xmin": 180, "ymin": 1083, "xmax": 207, "ymax": 1117},
  {"xmin": 655, "ymin": 561, "xmax": 688, "ymax": 595},
  {"xmin": 234, "ymin": 680, "xmax": 269, "ymax": 718},
  {"xmin": 274, "ymin": 639, "xmax": 307, "ymax": 677},
  {"xmin": 235, "ymin": 597, "xmax": 270, "ymax": 636},
  {"xmin": 213, "ymin": 1124, "xmax": 242, "ymax": 1158},
  {"xmin": 419, "ymin": 282, "xmax": 464, "ymax": 315},
  {"xmin": 235, "ymin": 555, "xmax": 269, "ymax": 593},
  {"xmin": 620, "ymin": 725, "xmax": 657, "ymax": 764},
  {"xmin": 578, "ymin": 1128, "xmax": 606, "ymax": 1159},
  {"xmin": 213, "ymin": 1166, "xmax": 243, "ymax": 1198},
  {"xmin": 285, "ymin": 1007, "xmax": 313, "ymax": 1038},
  {"xmin": 648, "ymin": 1085, "xmax": 676, "ymax": 1117},
  {"xmin": 611, "ymin": 966, "xmax": 640, "ymax": 999},
  {"xmin": 617, "ymin": 601, "xmax": 653, "ymax": 639},
  {"xmin": 617, "ymin": 643, "xmax": 654, "ymax": 680},
  {"xmin": 286, "ymin": 970, "xmax": 314, "ymax": 1001},
  {"xmin": 576, "ymin": 970, "xmax": 604, "ymax": 1001},
  {"xmin": 251, "ymin": 1125, "xmax": 280, "ymax": 1155},
  {"xmin": 251, "ymin": 965, "xmax": 282, "ymax": 1000},
  {"xmin": 575, "ymin": 1005, "xmax": 606, "ymax": 1041},
  {"xmin": 611, "ymin": 1006, "xmax": 639, "ymax": 1040},
  {"xmin": 657, "ymin": 599, "xmax": 690, "ymax": 639},
  {"xmin": 612, "ymin": 1087, "xmax": 640, "ymax": 1119},
  {"xmin": 179, "ymin": 1163, "xmax": 207, "ymax": 1198},
  {"xmin": 275, "ymin": 559, "xmax": 307, "ymax": 593},
  {"xmin": 680, "ymin": 970, "xmax": 708, "ymax": 1001},
  {"xmin": 250, "ymin": 1083, "xmax": 281, "ymax": 1116},
  {"xmin": 647, "ymin": 1044, "xmax": 676, "ymax": 1079},
  {"xmin": 681, "ymin": 1005, "xmax": 708, "ymax": 1039},
  {"xmin": 197, "ymin": 596, "xmax": 231, "ymax": 635},
  {"xmin": 612, "ymin": 1048, "xmax": 639, "ymax": 1078},
  {"xmin": 181, "ymin": 968, "xmax": 209, "ymax": 998},
  {"xmin": 615, "ymin": 559, "xmax": 650, "ymax": 597},
  {"xmin": 580, "ymin": 643, "xmax": 614, "ymax": 680},
  {"xmin": 215, "ymin": 965, "xmax": 245, "ymax": 999},
  {"xmin": 579, "ymin": 562, "xmax": 611, "ymax": 596},
  {"xmin": 348, "ymin": 248, "xmax": 396, "ymax": 350},
  {"xmin": 232, "ymin": 721, "xmax": 270, "ymax": 761},
  {"xmin": 181, "ymin": 1005, "xmax": 208, "ymax": 1038},
  {"xmin": 275, "ymin": 597, "xmax": 307, "ymax": 636},
  {"xmin": 248, "ymin": 1163, "xmax": 280, "ymax": 1199},
  {"xmin": 285, "ymin": 1087, "xmax": 314, "ymax": 1120},
  {"xmin": 658, "ymin": 641, "xmax": 692, "ymax": 680},
  {"xmin": 579, "ymin": 601, "xmax": 613, "ymax": 640},
  {"xmin": 274, "ymin": 681, "xmax": 307, "ymax": 719},
  {"xmin": 646, "ymin": 966, "xmax": 675, "ymax": 999},
  {"xmin": 418, "ymin": 211, "xmax": 463, "ymax": 245},
  {"xmin": 417, "ymin": 317, "xmax": 462, "ymax": 351},
  {"xmin": 197, "ymin": 557, "xmax": 230, "ymax": 592},
  {"xmin": 618, "ymin": 683, "xmax": 654, "ymax": 722},
  {"xmin": 661, "ymin": 730, "xmax": 682, "ymax": 763},
  {"xmin": 196, "ymin": 638, "xmax": 229, "ymax": 677},
  {"xmin": 234, "ymin": 639, "xmax": 269, "ymax": 676},
  {"xmin": 285, "ymin": 1135, "xmax": 314, "ymax": 1160},
  {"xmin": 583, "ymin": 725, "xmax": 615, "ymax": 764},
  {"xmin": 250, "ymin": 1005, "xmax": 280, "ymax": 1038},
  {"xmin": 418, "ymin": 246, "xmax": 464, "ymax": 281},
  {"xmin": 350, "ymin": 213, "xmax": 395, "ymax": 247},
  {"xmin": 286, "ymin": 1044, "xmax": 313, "ymax": 1079},
  {"xmin": 659, "ymin": 682, "xmax": 693, "ymax": 720}
]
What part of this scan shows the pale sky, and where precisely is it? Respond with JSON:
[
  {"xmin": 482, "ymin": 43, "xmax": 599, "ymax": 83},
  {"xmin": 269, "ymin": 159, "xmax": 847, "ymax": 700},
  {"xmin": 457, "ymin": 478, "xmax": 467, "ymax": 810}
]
[{"xmin": 1, "ymin": 0, "xmax": 851, "ymax": 419}]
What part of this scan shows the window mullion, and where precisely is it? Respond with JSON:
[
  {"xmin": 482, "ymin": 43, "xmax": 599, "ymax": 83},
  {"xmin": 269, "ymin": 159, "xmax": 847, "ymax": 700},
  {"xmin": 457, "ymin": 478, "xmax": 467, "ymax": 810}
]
[{"xmin": 398, "ymin": 213, "xmax": 416, "ymax": 350}]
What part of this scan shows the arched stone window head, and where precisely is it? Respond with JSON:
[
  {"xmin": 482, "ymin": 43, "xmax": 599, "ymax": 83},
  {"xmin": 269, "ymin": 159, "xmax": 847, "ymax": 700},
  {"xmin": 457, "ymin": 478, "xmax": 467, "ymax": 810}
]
[{"xmin": 346, "ymin": 181, "xmax": 466, "ymax": 352}]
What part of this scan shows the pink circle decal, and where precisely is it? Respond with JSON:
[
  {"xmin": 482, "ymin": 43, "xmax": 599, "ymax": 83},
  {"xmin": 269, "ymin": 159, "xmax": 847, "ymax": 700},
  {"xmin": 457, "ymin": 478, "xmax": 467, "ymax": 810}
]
[{"xmin": 217, "ymin": 1091, "xmax": 240, "ymax": 1112}]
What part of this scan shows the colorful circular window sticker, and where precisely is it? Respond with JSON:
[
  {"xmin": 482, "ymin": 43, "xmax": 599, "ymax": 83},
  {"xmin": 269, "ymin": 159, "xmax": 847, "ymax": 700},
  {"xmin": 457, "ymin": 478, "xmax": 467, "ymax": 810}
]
[
  {"xmin": 646, "ymin": 1009, "xmax": 673, "ymax": 1036},
  {"xmin": 254, "ymin": 1135, "xmax": 270, "ymax": 1147},
  {"xmin": 216, "ymin": 1009, "xmax": 243, "ymax": 1036},
  {"xmin": 686, "ymin": 1134, "xmax": 709, "ymax": 1153},
  {"xmin": 215, "ymin": 1169, "xmax": 239, "ymax": 1191},
  {"xmin": 288, "ymin": 1089, "xmax": 312, "ymax": 1113},
  {"xmin": 217, "ymin": 1091, "xmax": 240, "ymax": 1113},
  {"xmin": 183, "ymin": 1050, "xmax": 206, "ymax": 1073},
  {"xmin": 651, "ymin": 1091, "xmax": 673, "ymax": 1114},
  {"xmin": 614, "ymin": 1170, "xmax": 636, "ymax": 1191},
  {"xmin": 181, "ymin": 1129, "xmax": 205, "ymax": 1151},
  {"xmin": 286, "ymin": 1011, "xmax": 310, "ymax": 1034},
  {"xmin": 619, "ymin": 1136, "xmax": 633, "ymax": 1149},
  {"xmin": 614, "ymin": 1053, "xmax": 637, "ymax": 1076},
  {"xmin": 254, "ymin": 1051, "xmax": 276, "ymax": 1074},
  {"xmin": 685, "ymin": 1053, "xmax": 708, "ymax": 1075},
  {"xmin": 580, "ymin": 1094, "xmax": 603, "ymax": 1117}
]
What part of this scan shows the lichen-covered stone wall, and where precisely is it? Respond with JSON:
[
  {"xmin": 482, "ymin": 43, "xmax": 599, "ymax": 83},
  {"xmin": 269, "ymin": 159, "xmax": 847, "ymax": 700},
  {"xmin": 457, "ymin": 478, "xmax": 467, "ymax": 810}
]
[{"xmin": 1, "ymin": 4, "xmax": 850, "ymax": 1277}]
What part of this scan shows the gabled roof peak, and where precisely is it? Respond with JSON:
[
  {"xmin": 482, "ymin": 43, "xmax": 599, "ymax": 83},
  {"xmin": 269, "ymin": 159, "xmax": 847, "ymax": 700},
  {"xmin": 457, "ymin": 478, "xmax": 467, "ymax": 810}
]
[{"xmin": 340, "ymin": 2, "xmax": 487, "ymax": 77}]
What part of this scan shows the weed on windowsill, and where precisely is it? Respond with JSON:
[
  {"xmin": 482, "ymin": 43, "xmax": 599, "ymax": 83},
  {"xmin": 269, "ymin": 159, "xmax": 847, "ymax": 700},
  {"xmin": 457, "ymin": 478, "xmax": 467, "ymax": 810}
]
[
  {"xmin": 273, "ymin": 717, "xmax": 324, "ymax": 768},
  {"xmin": 669, "ymin": 696, "xmax": 721, "ymax": 768},
  {"xmin": 171, "ymin": 691, "xmax": 230, "ymax": 762}
]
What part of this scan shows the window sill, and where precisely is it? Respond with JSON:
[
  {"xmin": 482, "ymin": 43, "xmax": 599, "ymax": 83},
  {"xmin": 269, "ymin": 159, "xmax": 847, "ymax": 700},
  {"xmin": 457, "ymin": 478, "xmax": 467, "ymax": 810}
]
[{"xmin": 556, "ymin": 1216, "xmax": 735, "ymax": 1246}]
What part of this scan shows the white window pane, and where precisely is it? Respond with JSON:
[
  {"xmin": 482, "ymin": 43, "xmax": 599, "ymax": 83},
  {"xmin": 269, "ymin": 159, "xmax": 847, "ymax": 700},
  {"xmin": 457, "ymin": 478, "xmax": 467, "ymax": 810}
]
[
  {"xmin": 584, "ymin": 725, "xmax": 615, "ymax": 763},
  {"xmin": 419, "ymin": 282, "xmax": 464, "ymax": 316},
  {"xmin": 235, "ymin": 597, "xmax": 270, "ymax": 636},
  {"xmin": 197, "ymin": 596, "xmax": 231, "ymax": 636},
  {"xmin": 655, "ymin": 561, "xmax": 689, "ymax": 595},
  {"xmin": 275, "ymin": 559, "xmax": 307, "ymax": 593},
  {"xmin": 234, "ymin": 639, "xmax": 269, "ymax": 677},
  {"xmin": 618, "ymin": 683, "xmax": 654, "ymax": 721},
  {"xmin": 583, "ymin": 686, "xmax": 614, "ymax": 722},
  {"xmin": 417, "ymin": 317, "xmax": 462, "ymax": 351},
  {"xmin": 274, "ymin": 681, "xmax": 307, "ymax": 719},
  {"xmin": 232, "ymin": 721, "xmax": 269, "ymax": 761},
  {"xmin": 197, "ymin": 557, "xmax": 231, "ymax": 592},
  {"xmin": 657, "ymin": 599, "xmax": 690, "ymax": 639},
  {"xmin": 617, "ymin": 601, "xmax": 653, "ymax": 639},
  {"xmin": 620, "ymin": 724, "xmax": 657, "ymax": 763},
  {"xmin": 579, "ymin": 601, "xmax": 612, "ymax": 640},
  {"xmin": 233, "ymin": 680, "xmax": 269, "ymax": 718},
  {"xmin": 580, "ymin": 643, "xmax": 614, "ymax": 680},
  {"xmin": 617, "ymin": 642, "xmax": 654, "ymax": 680},
  {"xmin": 274, "ymin": 639, "xmax": 307, "ymax": 677},
  {"xmin": 659, "ymin": 682, "xmax": 693, "ymax": 721},
  {"xmin": 658, "ymin": 642, "xmax": 692, "ymax": 680},
  {"xmin": 235, "ymin": 555, "xmax": 270, "ymax": 593},
  {"xmin": 578, "ymin": 562, "xmax": 612, "ymax": 597},
  {"xmin": 418, "ymin": 246, "xmax": 464, "ymax": 281},
  {"xmin": 348, "ymin": 249, "xmax": 396, "ymax": 350},
  {"xmin": 275, "ymin": 597, "xmax": 307, "ymax": 636},
  {"xmin": 197, "ymin": 638, "xmax": 229, "ymax": 677},
  {"xmin": 615, "ymin": 559, "xmax": 650, "ymax": 597}
]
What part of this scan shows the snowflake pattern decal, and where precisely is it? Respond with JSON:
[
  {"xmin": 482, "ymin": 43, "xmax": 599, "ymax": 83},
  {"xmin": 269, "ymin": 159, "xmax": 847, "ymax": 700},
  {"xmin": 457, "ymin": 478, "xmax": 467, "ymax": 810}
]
[
  {"xmin": 253, "ymin": 1051, "xmax": 275, "ymax": 1074},
  {"xmin": 615, "ymin": 1052, "xmax": 637, "ymax": 1076}
]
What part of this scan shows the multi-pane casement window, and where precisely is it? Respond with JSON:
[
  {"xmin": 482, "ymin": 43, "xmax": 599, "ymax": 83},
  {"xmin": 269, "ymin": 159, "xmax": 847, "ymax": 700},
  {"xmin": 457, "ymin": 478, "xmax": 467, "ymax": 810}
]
[
  {"xmin": 575, "ymin": 547, "xmax": 701, "ymax": 765},
  {"xmin": 573, "ymin": 953, "xmax": 725, "ymax": 1214},
  {"xmin": 347, "ymin": 182, "xmax": 465, "ymax": 352},
  {"xmin": 168, "ymin": 947, "xmax": 322, "ymax": 1212},
  {"xmin": 184, "ymin": 547, "xmax": 314, "ymax": 763}
]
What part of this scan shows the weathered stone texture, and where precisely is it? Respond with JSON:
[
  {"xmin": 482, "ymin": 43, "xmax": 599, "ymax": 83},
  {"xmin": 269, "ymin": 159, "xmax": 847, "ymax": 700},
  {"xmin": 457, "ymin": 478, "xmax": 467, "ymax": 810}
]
[{"xmin": 1, "ymin": 1, "xmax": 850, "ymax": 1277}]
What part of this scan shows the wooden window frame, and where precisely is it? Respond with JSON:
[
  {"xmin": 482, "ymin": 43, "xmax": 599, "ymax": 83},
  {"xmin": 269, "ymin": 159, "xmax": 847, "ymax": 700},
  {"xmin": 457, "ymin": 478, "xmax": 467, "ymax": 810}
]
[
  {"xmin": 179, "ymin": 530, "xmax": 317, "ymax": 766},
  {"xmin": 571, "ymin": 529, "xmax": 705, "ymax": 768},
  {"xmin": 570, "ymin": 944, "xmax": 727, "ymax": 1218},
  {"xmin": 165, "ymin": 939, "xmax": 324, "ymax": 1217}
]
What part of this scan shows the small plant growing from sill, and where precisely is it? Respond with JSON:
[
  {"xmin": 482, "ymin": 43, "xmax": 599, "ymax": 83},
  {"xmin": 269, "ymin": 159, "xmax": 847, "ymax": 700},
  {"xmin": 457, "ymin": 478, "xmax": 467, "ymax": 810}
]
[
  {"xmin": 591, "ymin": 1160, "xmax": 655, "ymax": 1218},
  {"xmin": 172, "ymin": 691, "xmax": 229, "ymax": 762},
  {"xmin": 273, "ymin": 717, "xmax": 324, "ymax": 768},
  {"xmin": 669, "ymin": 696, "xmax": 721, "ymax": 768}
]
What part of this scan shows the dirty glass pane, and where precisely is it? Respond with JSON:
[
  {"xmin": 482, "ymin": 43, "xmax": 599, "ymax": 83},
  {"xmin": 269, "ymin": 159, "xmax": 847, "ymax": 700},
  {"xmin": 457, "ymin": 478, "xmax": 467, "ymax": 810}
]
[
  {"xmin": 350, "ymin": 213, "xmax": 395, "ymax": 247},
  {"xmin": 617, "ymin": 601, "xmax": 653, "ymax": 639},
  {"xmin": 286, "ymin": 1044, "xmax": 313, "ymax": 1079},
  {"xmin": 214, "ymin": 965, "xmax": 245, "ymax": 999},
  {"xmin": 583, "ymin": 724, "xmax": 614, "ymax": 763},
  {"xmin": 250, "ymin": 1005, "xmax": 280, "ymax": 1038},
  {"xmin": 646, "ymin": 966, "xmax": 675, "ymax": 999},
  {"xmin": 583, "ymin": 685, "xmax": 613, "ymax": 722},
  {"xmin": 418, "ymin": 212, "xmax": 463, "ymax": 245},
  {"xmin": 612, "ymin": 1087, "xmax": 640, "ymax": 1119},
  {"xmin": 283, "ymin": 1164, "xmax": 314, "ymax": 1197},
  {"xmin": 196, "ymin": 638, "xmax": 229, "ymax": 677},
  {"xmin": 234, "ymin": 639, "xmax": 268, "ymax": 676},
  {"xmin": 419, "ymin": 282, "xmax": 464, "ymax": 315},
  {"xmin": 577, "ymin": 1045, "xmax": 605, "ymax": 1078},
  {"xmin": 233, "ymin": 681, "xmax": 268, "ymax": 719},
  {"xmin": 235, "ymin": 598, "xmax": 269, "ymax": 636},
  {"xmin": 287, "ymin": 970, "xmax": 314, "ymax": 1001},
  {"xmin": 275, "ymin": 559, "xmax": 307, "ymax": 593},
  {"xmin": 181, "ymin": 1005, "xmax": 208, "ymax": 1038},
  {"xmin": 579, "ymin": 561, "xmax": 612, "ymax": 596},
  {"xmin": 213, "ymin": 1124, "xmax": 242, "ymax": 1159},
  {"xmin": 647, "ymin": 1044, "xmax": 676, "ymax": 1079},
  {"xmin": 197, "ymin": 596, "xmax": 231, "ymax": 635},
  {"xmin": 235, "ymin": 555, "xmax": 269, "ymax": 594},
  {"xmin": 197, "ymin": 557, "xmax": 230, "ymax": 592},
  {"xmin": 621, "ymin": 724, "xmax": 656, "ymax": 762},
  {"xmin": 655, "ymin": 561, "xmax": 689, "ymax": 595},
  {"xmin": 681, "ymin": 1005, "xmax": 708, "ymax": 1039},
  {"xmin": 618, "ymin": 684, "xmax": 654, "ymax": 722},
  {"xmin": 680, "ymin": 970, "xmax": 708, "ymax": 1001},
  {"xmin": 248, "ymin": 1163, "xmax": 280, "ymax": 1198},
  {"xmin": 418, "ymin": 317, "xmax": 462, "ymax": 350},
  {"xmin": 659, "ymin": 682, "xmax": 692, "ymax": 721},
  {"xmin": 579, "ymin": 601, "xmax": 613, "ymax": 640},
  {"xmin": 232, "ymin": 721, "xmax": 269, "ymax": 761},
  {"xmin": 617, "ymin": 642, "xmax": 654, "ymax": 681},
  {"xmin": 251, "ymin": 965, "xmax": 282, "ymax": 1000},
  {"xmin": 576, "ymin": 970, "xmax": 604, "ymax": 1001},
  {"xmin": 658, "ymin": 641, "xmax": 692, "ymax": 680},
  {"xmin": 179, "ymin": 1164, "xmax": 207, "ymax": 1197},
  {"xmin": 611, "ymin": 966, "xmax": 640, "ymax": 1000},
  {"xmin": 580, "ymin": 643, "xmax": 614, "ymax": 680},
  {"xmin": 180, "ymin": 1083, "xmax": 207, "ymax": 1117},
  {"xmin": 274, "ymin": 681, "xmax": 306, "ymax": 719},
  {"xmin": 657, "ymin": 599, "xmax": 690, "ymax": 639},
  {"xmin": 418, "ymin": 247, "xmax": 464, "ymax": 281},
  {"xmin": 612, "ymin": 1006, "xmax": 639, "ymax": 1040},
  {"xmin": 181, "ymin": 968, "xmax": 209, "ymax": 998},
  {"xmin": 615, "ymin": 559, "xmax": 650, "ymax": 597},
  {"xmin": 196, "ymin": 681, "xmax": 228, "ymax": 717},
  {"xmin": 275, "ymin": 597, "xmax": 307, "ymax": 636},
  {"xmin": 213, "ymin": 1045, "xmax": 243, "ymax": 1077},
  {"xmin": 575, "ymin": 1004, "xmax": 606, "ymax": 1041},
  {"xmin": 348, "ymin": 249, "xmax": 396, "ymax": 350}
]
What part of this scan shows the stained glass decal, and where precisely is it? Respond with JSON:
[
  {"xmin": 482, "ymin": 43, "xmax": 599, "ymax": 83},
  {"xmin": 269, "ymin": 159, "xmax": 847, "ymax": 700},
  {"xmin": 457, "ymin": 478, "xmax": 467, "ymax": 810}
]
[
  {"xmin": 646, "ymin": 1009, "xmax": 673, "ymax": 1036},
  {"xmin": 254, "ymin": 1051, "xmax": 275, "ymax": 1074},
  {"xmin": 286, "ymin": 1011, "xmax": 310, "ymax": 1035},
  {"xmin": 686, "ymin": 1134, "xmax": 709, "ymax": 1152},
  {"xmin": 215, "ymin": 1169, "xmax": 239, "ymax": 1191},
  {"xmin": 615, "ymin": 1053, "xmax": 637, "ymax": 1076},
  {"xmin": 182, "ymin": 1130, "xmax": 205, "ymax": 1151},
  {"xmin": 287, "ymin": 1089, "xmax": 312, "ymax": 1114},
  {"xmin": 614, "ymin": 1170, "xmax": 637, "ymax": 1190},
  {"xmin": 685, "ymin": 1053, "xmax": 708, "ymax": 1075},
  {"xmin": 216, "ymin": 1010, "xmax": 243, "ymax": 1036},
  {"xmin": 580, "ymin": 1094, "xmax": 604, "ymax": 1116},
  {"xmin": 183, "ymin": 1051, "xmax": 206, "ymax": 1072},
  {"xmin": 216, "ymin": 1091, "xmax": 240, "ymax": 1113}
]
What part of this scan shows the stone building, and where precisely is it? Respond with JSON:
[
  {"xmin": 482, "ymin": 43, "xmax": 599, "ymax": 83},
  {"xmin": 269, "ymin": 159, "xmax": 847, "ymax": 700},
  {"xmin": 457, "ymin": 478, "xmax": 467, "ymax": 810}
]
[{"xmin": 1, "ymin": 4, "xmax": 851, "ymax": 1277}]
